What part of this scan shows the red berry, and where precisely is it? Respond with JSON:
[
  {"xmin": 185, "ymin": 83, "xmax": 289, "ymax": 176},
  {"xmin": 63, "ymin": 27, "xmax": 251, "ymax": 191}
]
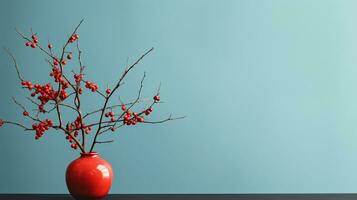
[
  {"xmin": 74, "ymin": 74, "xmax": 83, "ymax": 83},
  {"xmin": 53, "ymin": 60, "xmax": 59, "ymax": 66},
  {"xmin": 126, "ymin": 120, "xmax": 131, "ymax": 125},
  {"xmin": 33, "ymin": 38, "xmax": 39, "ymax": 43},
  {"xmin": 124, "ymin": 115, "xmax": 130, "ymax": 121},
  {"xmin": 61, "ymin": 60, "xmax": 66, "ymax": 65},
  {"xmin": 0, "ymin": 119, "xmax": 4, "ymax": 127},
  {"xmin": 78, "ymin": 88, "xmax": 83, "ymax": 94},
  {"xmin": 74, "ymin": 34, "xmax": 79, "ymax": 39},
  {"xmin": 30, "ymin": 43, "xmax": 36, "ymax": 48},
  {"xmin": 67, "ymin": 54, "xmax": 72, "ymax": 60},
  {"xmin": 148, "ymin": 107, "xmax": 153, "ymax": 112},
  {"xmin": 25, "ymin": 42, "xmax": 31, "ymax": 46},
  {"xmin": 31, "ymin": 35, "xmax": 38, "ymax": 40},
  {"xmin": 153, "ymin": 95, "xmax": 160, "ymax": 101},
  {"xmin": 121, "ymin": 105, "xmax": 126, "ymax": 111},
  {"xmin": 105, "ymin": 113, "xmax": 109, "ymax": 118},
  {"xmin": 71, "ymin": 143, "xmax": 76, "ymax": 149},
  {"xmin": 74, "ymin": 131, "xmax": 79, "ymax": 137},
  {"xmin": 66, "ymin": 135, "xmax": 70, "ymax": 140},
  {"xmin": 48, "ymin": 44, "xmax": 53, "ymax": 49},
  {"xmin": 137, "ymin": 117, "xmax": 144, "ymax": 122},
  {"xmin": 111, "ymin": 128, "xmax": 115, "ymax": 132},
  {"xmin": 106, "ymin": 89, "xmax": 111, "ymax": 95},
  {"xmin": 111, "ymin": 117, "xmax": 116, "ymax": 122},
  {"xmin": 23, "ymin": 111, "xmax": 29, "ymax": 116}
]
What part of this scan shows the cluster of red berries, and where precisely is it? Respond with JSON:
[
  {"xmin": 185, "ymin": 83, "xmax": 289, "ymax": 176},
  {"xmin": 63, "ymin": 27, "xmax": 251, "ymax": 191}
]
[
  {"xmin": 141, "ymin": 95, "xmax": 160, "ymax": 115},
  {"xmin": 70, "ymin": 143, "xmax": 78, "ymax": 149},
  {"xmin": 78, "ymin": 87, "xmax": 83, "ymax": 94},
  {"xmin": 73, "ymin": 116, "xmax": 84, "ymax": 129},
  {"xmin": 120, "ymin": 105, "xmax": 145, "ymax": 126},
  {"xmin": 123, "ymin": 110, "xmax": 145, "ymax": 126},
  {"xmin": 64, "ymin": 124, "xmax": 80, "ymax": 150},
  {"xmin": 59, "ymin": 89, "xmax": 69, "ymax": 100},
  {"xmin": 25, "ymin": 35, "xmax": 39, "ymax": 48},
  {"xmin": 0, "ymin": 119, "xmax": 4, "ymax": 127},
  {"xmin": 69, "ymin": 142, "xmax": 78, "ymax": 149},
  {"xmin": 21, "ymin": 81, "xmax": 34, "ymax": 90},
  {"xmin": 50, "ymin": 67, "xmax": 62, "ymax": 82},
  {"xmin": 61, "ymin": 80, "xmax": 69, "ymax": 89},
  {"xmin": 32, "ymin": 119, "xmax": 53, "ymax": 140},
  {"xmin": 53, "ymin": 57, "xmax": 60, "ymax": 66},
  {"xmin": 74, "ymin": 74, "xmax": 83, "ymax": 83},
  {"xmin": 31, "ymin": 83, "xmax": 56, "ymax": 112},
  {"xmin": 52, "ymin": 57, "xmax": 67, "ymax": 66},
  {"xmin": 85, "ymin": 81, "xmax": 98, "ymax": 92},
  {"xmin": 65, "ymin": 132, "xmax": 78, "ymax": 150},
  {"xmin": 73, "ymin": 116, "xmax": 91, "ymax": 134},
  {"xmin": 144, "ymin": 107, "xmax": 153, "ymax": 116},
  {"xmin": 69, "ymin": 34, "xmax": 80, "ymax": 43},
  {"xmin": 105, "ymin": 111, "xmax": 116, "ymax": 122}
]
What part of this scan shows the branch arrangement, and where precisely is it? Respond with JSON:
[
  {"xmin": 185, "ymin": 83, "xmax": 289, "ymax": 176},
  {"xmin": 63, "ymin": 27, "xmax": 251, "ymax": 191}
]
[{"xmin": 0, "ymin": 20, "xmax": 185, "ymax": 153}]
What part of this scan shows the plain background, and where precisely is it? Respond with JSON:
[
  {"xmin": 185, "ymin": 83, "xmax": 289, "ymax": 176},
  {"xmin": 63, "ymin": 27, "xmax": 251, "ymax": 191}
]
[{"xmin": 1, "ymin": 0, "xmax": 357, "ymax": 194}]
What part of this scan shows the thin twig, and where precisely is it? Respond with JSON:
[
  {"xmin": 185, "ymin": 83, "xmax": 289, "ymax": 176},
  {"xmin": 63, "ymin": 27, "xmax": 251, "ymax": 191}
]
[
  {"xmin": 95, "ymin": 140, "xmax": 114, "ymax": 144},
  {"xmin": 141, "ymin": 115, "xmax": 186, "ymax": 124},
  {"xmin": 3, "ymin": 48, "xmax": 24, "ymax": 81},
  {"xmin": 12, "ymin": 97, "xmax": 40, "ymax": 122},
  {"xmin": 2, "ymin": 120, "xmax": 32, "ymax": 130}
]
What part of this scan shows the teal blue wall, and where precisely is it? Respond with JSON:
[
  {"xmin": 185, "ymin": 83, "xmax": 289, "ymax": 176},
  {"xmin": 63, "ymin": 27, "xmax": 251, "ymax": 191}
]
[{"xmin": 1, "ymin": 0, "xmax": 357, "ymax": 194}]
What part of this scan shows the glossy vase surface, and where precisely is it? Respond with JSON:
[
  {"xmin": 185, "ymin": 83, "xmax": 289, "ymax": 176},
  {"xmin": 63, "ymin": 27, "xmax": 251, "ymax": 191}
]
[{"xmin": 66, "ymin": 152, "xmax": 113, "ymax": 200}]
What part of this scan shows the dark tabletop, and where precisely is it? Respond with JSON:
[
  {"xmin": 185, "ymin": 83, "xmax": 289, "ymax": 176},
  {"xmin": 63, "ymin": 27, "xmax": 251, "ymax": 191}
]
[{"xmin": 0, "ymin": 194, "xmax": 357, "ymax": 200}]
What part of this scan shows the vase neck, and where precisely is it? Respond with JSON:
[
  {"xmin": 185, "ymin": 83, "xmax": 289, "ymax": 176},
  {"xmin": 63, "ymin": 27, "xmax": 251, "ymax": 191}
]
[{"xmin": 80, "ymin": 152, "xmax": 99, "ymax": 158}]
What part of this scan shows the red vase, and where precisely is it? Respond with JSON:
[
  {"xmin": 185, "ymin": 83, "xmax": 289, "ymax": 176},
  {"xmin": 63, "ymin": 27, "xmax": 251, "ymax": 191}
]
[{"xmin": 66, "ymin": 152, "xmax": 113, "ymax": 200}]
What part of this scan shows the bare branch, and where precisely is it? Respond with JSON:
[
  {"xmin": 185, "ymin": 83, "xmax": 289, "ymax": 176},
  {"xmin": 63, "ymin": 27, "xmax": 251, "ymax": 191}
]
[
  {"xmin": 112, "ymin": 48, "xmax": 154, "ymax": 94},
  {"xmin": 12, "ymin": 97, "xmax": 41, "ymax": 122},
  {"xmin": 142, "ymin": 115, "xmax": 186, "ymax": 124},
  {"xmin": 26, "ymin": 97, "xmax": 39, "ymax": 106},
  {"xmin": 95, "ymin": 140, "xmax": 114, "ymax": 144},
  {"xmin": 4, "ymin": 48, "xmax": 24, "ymax": 81},
  {"xmin": 49, "ymin": 102, "xmax": 78, "ymax": 113},
  {"xmin": 98, "ymin": 124, "xmax": 125, "ymax": 135},
  {"xmin": 2, "ymin": 120, "xmax": 32, "ymax": 130},
  {"xmin": 12, "ymin": 97, "xmax": 26, "ymax": 111}
]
